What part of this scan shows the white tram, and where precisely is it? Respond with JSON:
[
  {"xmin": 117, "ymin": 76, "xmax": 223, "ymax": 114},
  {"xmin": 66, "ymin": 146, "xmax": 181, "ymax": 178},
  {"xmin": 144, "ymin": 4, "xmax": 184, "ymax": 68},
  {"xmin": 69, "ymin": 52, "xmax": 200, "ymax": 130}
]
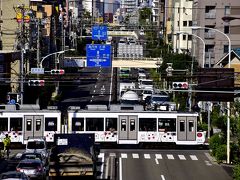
[
  {"xmin": 0, "ymin": 104, "xmax": 61, "ymax": 144},
  {"xmin": 67, "ymin": 105, "xmax": 206, "ymax": 145}
]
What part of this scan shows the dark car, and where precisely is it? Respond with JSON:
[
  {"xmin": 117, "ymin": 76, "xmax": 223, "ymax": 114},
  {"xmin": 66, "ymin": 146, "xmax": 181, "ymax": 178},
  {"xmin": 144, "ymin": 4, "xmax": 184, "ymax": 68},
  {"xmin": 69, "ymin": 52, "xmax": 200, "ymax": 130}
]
[
  {"xmin": 0, "ymin": 171, "xmax": 30, "ymax": 180},
  {"xmin": 20, "ymin": 152, "xmax": 48, "ymax": 166}
]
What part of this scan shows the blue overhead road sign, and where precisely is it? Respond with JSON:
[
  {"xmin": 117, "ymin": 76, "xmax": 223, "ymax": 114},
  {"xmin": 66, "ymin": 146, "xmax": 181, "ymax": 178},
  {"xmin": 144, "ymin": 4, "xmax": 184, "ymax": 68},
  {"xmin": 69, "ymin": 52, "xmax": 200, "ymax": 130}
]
[
  {"xmin": 86, "ymin": 44, "xmax": 111, "ymax": 67},
  {"xmin": 92, "ymin": 25, "xmax": 108, "ymax": 40}
]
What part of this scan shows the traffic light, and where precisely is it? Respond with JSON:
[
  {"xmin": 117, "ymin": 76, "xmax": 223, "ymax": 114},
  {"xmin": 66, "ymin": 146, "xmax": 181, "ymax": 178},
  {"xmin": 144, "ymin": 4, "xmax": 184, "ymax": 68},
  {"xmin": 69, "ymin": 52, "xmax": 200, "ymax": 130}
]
[
  {"xmin": 172, "ymin": 82, "xmax": 188, "ymax": 89},
  {"xmin": 28, "ymin": 80, "xmax": 45, "ymax": 86},
  {"xmin": 51, "ymin": 69, "xmax": 65, "ymax": 75}
]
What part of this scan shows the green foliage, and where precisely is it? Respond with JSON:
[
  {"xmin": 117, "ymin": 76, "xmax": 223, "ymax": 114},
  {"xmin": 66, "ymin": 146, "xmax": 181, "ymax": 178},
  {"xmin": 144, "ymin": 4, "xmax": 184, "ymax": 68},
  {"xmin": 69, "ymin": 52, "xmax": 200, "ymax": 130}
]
[
  {"xmin": 209, "ymin": 133, "xmax": 226, "ymax": 157},
  {"xmin": 198, "ymin": 122, "xmax": 208, "ymax": 131},
  {"xmin": 215, "ymin": 144, "xmax": 227, "ymax": 163},
  {"xmin": 211, "ymin": 115, "xmax": 227, "ymax": 135},
  {"xmin": 233, "ymin": 163, "xmax": 240, "ymax": 180}
]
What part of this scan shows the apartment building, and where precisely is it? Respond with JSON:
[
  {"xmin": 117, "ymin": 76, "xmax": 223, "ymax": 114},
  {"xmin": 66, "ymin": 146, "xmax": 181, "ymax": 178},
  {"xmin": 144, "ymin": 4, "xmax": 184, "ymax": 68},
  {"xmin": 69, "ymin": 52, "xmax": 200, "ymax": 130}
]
[
  {"xmin": 192, "ymin": 0, "xmax": 240, "ymax": 67},
  {"xmin": 172, "ymin": 0, "xmax": 193, "ymax": 54}
]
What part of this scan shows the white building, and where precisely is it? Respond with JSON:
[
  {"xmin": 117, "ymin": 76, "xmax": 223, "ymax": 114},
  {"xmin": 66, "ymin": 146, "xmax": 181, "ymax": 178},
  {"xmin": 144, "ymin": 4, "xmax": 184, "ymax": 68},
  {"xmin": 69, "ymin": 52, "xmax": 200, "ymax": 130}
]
[{"xmin": 172, "ymin": 0, "xmax": 193, "ymax": 54}]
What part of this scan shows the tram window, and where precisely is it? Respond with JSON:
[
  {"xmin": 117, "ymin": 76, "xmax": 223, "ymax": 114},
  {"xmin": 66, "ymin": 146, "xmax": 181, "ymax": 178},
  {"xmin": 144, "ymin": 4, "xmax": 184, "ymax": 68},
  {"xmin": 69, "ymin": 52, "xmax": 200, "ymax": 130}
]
[
  {"xmin": 121, "ymin": 119, "xmax": 126, "ymax": 131},
  {"xmin": 72, "ymin": 118, "xmax": 84, "ymax": 131},
  {"xmin": 45, "ymin": 118, "xmax": 57, "ymax": 131},
  {"xmin": 36, "ymin": 119, "xmax": 41, "ymax": 131},
  {"xmin": 86, "ymin": 118, "xmax": 104, "ymax": 131},
  {"xmin": 189, "ymin": 121, "xmax": 194, "ymax": 132},
  {"xmin": 180, "ymin": 121, "xmax": 185, "ymax": 131},
  {"xmin": 10, "ymin": 118, "xmax": 22, "ymax": 131},
  {"xmin": 158, "ymin": 118, "xmax": 176, "ymax": 132},
  {"xmin": 0, "ymin": 118, "xmax": 8, "ymax": 131},
  {"xmin": 139, "ymin": 118, "xmax": 156, "ymax": 131},
  {"xmin": 130, "ymin": 119, "xmax": 135, "ymax": 131},
  {"xmin": 106, "ymin": 118, "xmax": 117, "ymax": 131},
  {"xmin": 26, "ymin": 119, "xmax": 32, "ymax": 131}
]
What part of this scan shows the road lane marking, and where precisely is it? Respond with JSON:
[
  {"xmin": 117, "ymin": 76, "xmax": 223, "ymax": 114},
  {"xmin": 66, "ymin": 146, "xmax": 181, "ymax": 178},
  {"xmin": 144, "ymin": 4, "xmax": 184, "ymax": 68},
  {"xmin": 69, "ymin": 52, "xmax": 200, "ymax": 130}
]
[
  {"xmin": 155, "ymin": 158, "xmax": 159, "ymax": 164},
  {"xmin": 132, "ymin": 153, "xmax": 139, "ymax": 159},
  {"xmin": 204, "ymin": 152, "xmax": 218, "ymax": 164},
  {"xmin": 190, "ymin": 155, "xmax": 198, "ymax": 160},
  {"xmin": 178, "ymin": 155, "xmax": 186, "ymax": 160},
  {"xmin": 205, "ymin": 160, "xmax": 213, "ymax": 166},
  {"xmin": 144, "ymin": 154, "xmax": 151, "ymax": 159},
  {"xmin": 155, "ymin": 154, "xmax": 162, "ymax": 159},
  {"xmin": 161, "ymin": 175, "xmax": 166, "ymax": 180},
  {"xmin": 121, "ymin": 153, "xmax": 127, "ymax": 158},
  {"xmin": 167, "ymin": 154, "xmax": 174, "ymax": 160}
]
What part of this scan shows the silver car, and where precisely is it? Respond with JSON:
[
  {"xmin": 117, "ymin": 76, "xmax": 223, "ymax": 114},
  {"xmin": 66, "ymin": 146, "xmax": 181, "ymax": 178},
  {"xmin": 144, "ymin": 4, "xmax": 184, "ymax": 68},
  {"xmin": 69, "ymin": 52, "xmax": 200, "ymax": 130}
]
[{"xmin": 16, "ymin": 159, "xmax": 46, "ymax": 180}]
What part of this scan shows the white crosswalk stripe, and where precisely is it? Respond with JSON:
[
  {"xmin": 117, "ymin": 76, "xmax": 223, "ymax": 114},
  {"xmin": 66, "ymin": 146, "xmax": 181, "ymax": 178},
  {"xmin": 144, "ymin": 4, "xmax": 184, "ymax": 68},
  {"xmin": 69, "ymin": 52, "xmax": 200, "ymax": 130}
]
[
  {"xmin": 155, "ymin": 154, "xmax": 162, "ymax": 159},
  {"xmin": 178, "ymin": 155, "xmax": 186, "ymax": 160},
  {"xmin": 190, "ymin": 155, "xmax": 198, "ymax": 161},
  {"xmin": 121, "ymin": 153, "xmax": 127, "ymax": 159},
  {"xmin": 132, "ymin": 153, "xmax": 139, "ymax": 159},
  {"xmin": 144, "ymin": 154, "xmax": 151, "ymax": 159},
  {"xmin": 167, "ymin": 154, "xmax": 174, "ymax": 160}
]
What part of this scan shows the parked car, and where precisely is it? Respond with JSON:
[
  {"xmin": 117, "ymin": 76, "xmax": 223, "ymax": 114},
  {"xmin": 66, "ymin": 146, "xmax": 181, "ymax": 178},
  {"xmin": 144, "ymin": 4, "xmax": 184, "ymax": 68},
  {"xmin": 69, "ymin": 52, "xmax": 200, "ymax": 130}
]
[
  {"xmin": 0, "ymin": 171, "xmax": 30, "ymax": 180},
  {"xmin": 16, "ymin": 159, "xmax": 46, "ymax": 180},
  {"xmin": 146, "ymin": 94, "xmax": 172, "ymax": 110},
  {"xmin": 20, "ymin": 152, "xmax": 48, "ymax": 166}
]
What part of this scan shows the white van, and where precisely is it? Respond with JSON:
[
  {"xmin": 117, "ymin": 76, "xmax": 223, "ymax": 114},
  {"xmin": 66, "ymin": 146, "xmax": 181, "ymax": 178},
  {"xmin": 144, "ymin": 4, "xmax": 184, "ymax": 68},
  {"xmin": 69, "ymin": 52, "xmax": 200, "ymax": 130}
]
[
  {"xmin": 139, "ymin": 79, "xmax": 153, "ymax": 90},
  {"xmin": 26, "ymin": 137, "xmax": 48, "ymax": 158}
]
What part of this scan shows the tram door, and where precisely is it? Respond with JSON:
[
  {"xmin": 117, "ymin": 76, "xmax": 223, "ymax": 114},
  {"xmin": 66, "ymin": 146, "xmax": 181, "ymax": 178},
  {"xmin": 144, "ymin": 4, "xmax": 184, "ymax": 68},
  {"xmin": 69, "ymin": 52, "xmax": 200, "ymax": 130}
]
[
  {"xmin": 24, "ymin": 115, "xmax": 44, "ymax": 139},
  {"xmin": 118, "ymin": 115, "xmax": 138, "ymax": 140},
  {"xmin": 177, "ymin": 116, "xmax": 196, "ymax": 141}
]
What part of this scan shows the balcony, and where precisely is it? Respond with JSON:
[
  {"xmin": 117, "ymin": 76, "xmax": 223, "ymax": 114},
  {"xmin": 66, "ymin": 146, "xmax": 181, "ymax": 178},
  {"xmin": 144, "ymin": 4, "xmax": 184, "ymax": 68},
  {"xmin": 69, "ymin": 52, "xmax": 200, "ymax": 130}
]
[
  {"xmin": 205, "ymin": 51, "xmax": 215, "ymax": 58},
  {"xmin": 204, "ymin": 31, "xmax": 215, "ymax": 39}
]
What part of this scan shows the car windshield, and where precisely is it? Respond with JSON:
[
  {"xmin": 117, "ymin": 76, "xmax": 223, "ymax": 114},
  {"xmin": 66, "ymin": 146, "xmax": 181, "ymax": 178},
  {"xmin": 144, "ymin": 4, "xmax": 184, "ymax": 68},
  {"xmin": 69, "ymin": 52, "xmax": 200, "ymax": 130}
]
[
  {"xmin": 152, "ymin": 96, "xmax": 170, "ymax": 102},
  {"xmin": 27, "ymin": 141, "xmax": 45, "ymax": 149},
  {"xmin": 18, "ymin": 162, "xmax": 41, "ymax": 169},
  {"xmin": 143, "ymin": 90, "xmax": 152, "ymax": 94},
  {"xmin": 1, "ymin": 173, "xmax": 23, "ymax": 179},
  {"xmin": 142, "ymin": 81, "xmax": 153, "ymax": 85}
]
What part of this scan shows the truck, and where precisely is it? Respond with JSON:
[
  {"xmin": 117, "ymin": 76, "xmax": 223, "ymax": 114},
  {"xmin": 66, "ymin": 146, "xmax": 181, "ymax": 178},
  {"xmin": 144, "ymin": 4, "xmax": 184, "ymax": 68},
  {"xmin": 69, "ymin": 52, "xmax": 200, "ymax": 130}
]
[{"xmin": 48, "ymin": 134, "xmax": 99, "ymax": 179}]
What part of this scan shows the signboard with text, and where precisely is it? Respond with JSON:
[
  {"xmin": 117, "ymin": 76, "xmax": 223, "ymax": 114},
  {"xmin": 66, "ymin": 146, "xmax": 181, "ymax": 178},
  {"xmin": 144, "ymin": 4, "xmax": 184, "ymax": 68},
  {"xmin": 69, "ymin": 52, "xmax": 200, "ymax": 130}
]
[
  {"xmin": 86, "ymin": 44, "xmax": 111, "ymax": 67},
  {"xmin": 92, "ymin": 25, "xmax": 108, "ymax": 40}
]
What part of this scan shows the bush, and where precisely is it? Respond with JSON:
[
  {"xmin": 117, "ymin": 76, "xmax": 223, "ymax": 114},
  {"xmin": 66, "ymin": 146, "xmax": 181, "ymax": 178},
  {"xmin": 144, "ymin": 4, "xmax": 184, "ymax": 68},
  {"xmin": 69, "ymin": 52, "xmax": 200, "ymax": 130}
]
[
  {"xmin": 209, "ymin": 133, "xmax": 225, "ymax": 156},
  {"xmin": 215, "ymin": 144, "xmax": 227, "ymax": 163},
  {"xmin": 233, "ymin": 163, "xmax": 240, "ymax": 180}
]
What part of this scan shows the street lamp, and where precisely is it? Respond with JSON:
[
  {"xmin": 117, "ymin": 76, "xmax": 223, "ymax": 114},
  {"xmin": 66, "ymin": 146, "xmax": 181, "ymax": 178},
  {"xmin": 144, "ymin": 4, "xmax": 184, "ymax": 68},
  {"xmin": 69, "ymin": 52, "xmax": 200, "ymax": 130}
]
[
  {"xmin": 39, "ymin": 49, "xmax": 75, "ymax": 68},
  {"xmin": 222, "ymin": 16, "xmax": 240, "ymax": 22},
  {"xmin": 177, "ymin": 32, "xmax": 206, "ymax": 68},
  {"xmin": 191, "ymin": 26, "xmax": 231, "ymax": 164}
]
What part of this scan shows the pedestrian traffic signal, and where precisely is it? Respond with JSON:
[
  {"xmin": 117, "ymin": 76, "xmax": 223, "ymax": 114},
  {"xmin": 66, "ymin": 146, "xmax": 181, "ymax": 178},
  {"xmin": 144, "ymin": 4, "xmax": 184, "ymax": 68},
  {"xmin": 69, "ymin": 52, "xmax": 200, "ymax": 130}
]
[
  {"xmin": 51, "ymin": 69, "xmax": 65, "ymax": 75},
  {"xmin": 28, "ymin": 80, "xmax": 45, "ymax": 86},
  {"xmin": 172, "ymin": 82, "xmax": 188, "ymax": 89}
]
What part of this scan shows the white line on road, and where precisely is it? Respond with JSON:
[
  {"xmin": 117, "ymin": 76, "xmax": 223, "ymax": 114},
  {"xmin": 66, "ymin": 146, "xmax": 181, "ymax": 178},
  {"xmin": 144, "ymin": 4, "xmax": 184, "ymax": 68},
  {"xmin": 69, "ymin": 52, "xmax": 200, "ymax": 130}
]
[
  {"xmin": 155, "ymin": 154, "xmax": 162, "ymax": 159},
  {"xmin": 161, "ymin": 175, "xmax": 166, "ymax": 180},
  {"xmin": 155, "ymin": 158, "xmax": 159, "ymax": 164},
  {"xmin": 178, "ymin": 155, "xmax": 186, "ymax": 160},
  {"xmin": 190, "ymin": 155, "xmax": 198, "ymax": 160},
  {"xmin": 121, "ymin": 153, "xmax": 127, "ymax": 158},
  {"xmin": 167, "ymin": 154, "xmax": 174, "ymax": 160},
  {"xmin": 205, "ymin": 160, "xmax": 213, "ymax": 166},
  {"xmin": 119, "ymin": 157, "xmax": 123, "ymax": 180},
  {"xmin": 132, "ymin": 153, "xmax": 139, "ymax": 158},
  {"xmin": 144, "ymin": 154, "xmax": 151, "ymax": 159}
]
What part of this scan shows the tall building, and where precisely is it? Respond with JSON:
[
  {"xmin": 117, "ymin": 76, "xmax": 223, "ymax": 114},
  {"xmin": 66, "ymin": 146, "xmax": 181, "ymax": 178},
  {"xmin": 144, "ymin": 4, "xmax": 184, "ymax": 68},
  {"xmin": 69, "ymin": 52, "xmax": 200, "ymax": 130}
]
[
  {"xmin": 121, "ymin": 0, "xmax": 138, "ymax": 14},
  {"xmin": 192, "ymin": 0, "xmax": 240, "ymax": 67},
  {"xmin": 172, "ymin": 0, "xmax": 193, "ymax": 54}
]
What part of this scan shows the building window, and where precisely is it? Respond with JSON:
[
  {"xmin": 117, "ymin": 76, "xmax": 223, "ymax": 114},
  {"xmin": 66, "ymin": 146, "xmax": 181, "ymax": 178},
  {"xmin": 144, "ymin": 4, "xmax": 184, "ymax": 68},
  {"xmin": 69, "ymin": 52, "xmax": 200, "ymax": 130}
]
[
  {"xmin": 183, "ymin": 21, "xmax": 187, "ymax": 26},
  {"xmin": 183, "ymin": 35, "xmax": 186, "ymax": 40},
  {"xmin": 177, "ymin": 21, "xmax": 179, "ymax": 27},
  {"xmin": 178, "ymin": 7, "xmax": 180, "ymax": 13},
  {"xmin": 188, "ymin": 21, "xmax": 192, "ymax": 26},
  {"xmin": 225, "ymin": 6, "xmax": 230, "ymax": 15},
  {"xmin": 188, "ymin": 35, "xmax": 192, "ymax": 41},
  {"xmin": 224, "ymin": 26, "xmax": 229, "ymax": 34},
  {"xmin": 224, "ymin": 45, "xmax": 229, "ymax": 53}
]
